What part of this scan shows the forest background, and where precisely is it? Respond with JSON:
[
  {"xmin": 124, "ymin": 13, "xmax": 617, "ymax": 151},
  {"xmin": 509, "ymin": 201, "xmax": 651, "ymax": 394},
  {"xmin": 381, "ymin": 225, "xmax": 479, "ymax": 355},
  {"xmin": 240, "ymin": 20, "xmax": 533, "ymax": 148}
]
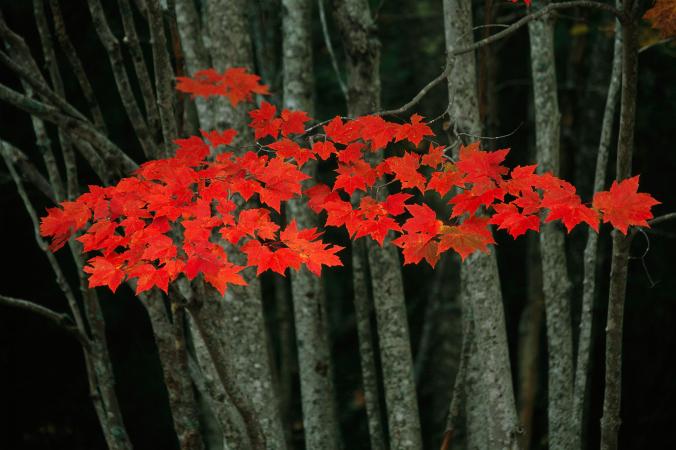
[{"xmin": 0, "ymin": 0, "xmax": 675, "ymax": 449}]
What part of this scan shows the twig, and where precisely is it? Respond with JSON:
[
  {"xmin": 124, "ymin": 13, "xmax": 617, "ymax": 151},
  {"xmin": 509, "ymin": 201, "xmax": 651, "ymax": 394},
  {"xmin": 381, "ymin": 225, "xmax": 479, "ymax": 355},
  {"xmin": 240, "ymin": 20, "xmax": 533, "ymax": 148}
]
[
  {"xmin": 0, "ymin": 81, "xmax": 138, "ymax": 174},
  {"xmin": 86, "ymin": 0, "xmax": 156, "ymax": 157},
  {"xmin": 648, "ymin": 212, "xmax": 676, "ymax": 227},
  {"xmin": 377, "ymin": 0, "xmax": 624, "ymax": 117},
  {"xmin": 0, "ymin": 294, "xmax": 90, "ymax": 350},
  {"xmin": 116, "ymin": 0, "xmax": 162, "ymax": 143},
  {"xmin": 318, "ymin": 0, "xmax": 348, "ymax": 100},
  {"xmin": 440, "ymin": 313, "xmax": 473, "ymax": 450},
  {"xmin": 0, "ymin": 141, "xmax": 56, "ymax": 202},
  {"xmin": 145, "ymin": 0, "xmax": 179, "ymax": 152},
  {"xmin": 48, "ymin": 0, "xmax": 107, "ymax": 133}
]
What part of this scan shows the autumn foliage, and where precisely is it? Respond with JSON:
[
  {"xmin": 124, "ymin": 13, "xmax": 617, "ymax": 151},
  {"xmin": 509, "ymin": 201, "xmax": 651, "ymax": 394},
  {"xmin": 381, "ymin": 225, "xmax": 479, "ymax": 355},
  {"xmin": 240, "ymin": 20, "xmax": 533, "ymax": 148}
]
[{"xmin": 39, "ymin": 67, "xmax": 659, "ymax": 296}]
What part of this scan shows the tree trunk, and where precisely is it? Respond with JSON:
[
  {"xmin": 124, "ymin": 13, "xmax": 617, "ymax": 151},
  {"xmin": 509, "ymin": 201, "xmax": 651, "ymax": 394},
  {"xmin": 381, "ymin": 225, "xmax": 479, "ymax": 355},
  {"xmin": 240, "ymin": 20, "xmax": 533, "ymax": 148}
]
[
  {"xmin": 573, "ymin": 11, "xmax": 622, "ymax": 445},
  {"xmin": 443, "ymin": 1, "xmax": 519, "ymax": 448},
  {"xmin": 333, "ymin": 1, "xmax": 423, "ymax": 448},
  {"xmin": 600, "ymin": 4, "xmax": 639, "ymax": 447},
  {"xmin": 528, "ymin": 2, "xmax": 575, "ymax": 448}
]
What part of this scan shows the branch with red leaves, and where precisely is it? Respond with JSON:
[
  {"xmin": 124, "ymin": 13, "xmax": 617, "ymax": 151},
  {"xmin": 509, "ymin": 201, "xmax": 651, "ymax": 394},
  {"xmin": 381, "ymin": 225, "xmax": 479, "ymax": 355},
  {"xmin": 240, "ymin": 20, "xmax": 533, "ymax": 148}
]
[{"xmin": 38, "ymin": 67, "xmax": 659, "ymax": 297}]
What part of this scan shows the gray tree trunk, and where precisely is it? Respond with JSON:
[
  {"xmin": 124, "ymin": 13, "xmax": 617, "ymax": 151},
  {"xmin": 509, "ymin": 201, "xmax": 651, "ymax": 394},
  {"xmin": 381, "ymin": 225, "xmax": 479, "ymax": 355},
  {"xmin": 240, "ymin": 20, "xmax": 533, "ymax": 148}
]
[
  {"xmin": 527, "ymin": 2, "xmax": 575, "ymax": 449},
  {"xmin": 333, "ymin": 1, "xmax": 423, "ymax": 448},
  {"xmin": 573, "ymin": 12, "xmax": 622, "ymax": 445},
  {"xmin": 282, "ymin": 1, "xmax": 342, "ymax": 448},
  {"xmin": 600, "ymin": 4, "xmax": 639, "ymax": 447},
  {"xmin": 443, "ymin": 1, "xmax": 519, "ymax": 449}
]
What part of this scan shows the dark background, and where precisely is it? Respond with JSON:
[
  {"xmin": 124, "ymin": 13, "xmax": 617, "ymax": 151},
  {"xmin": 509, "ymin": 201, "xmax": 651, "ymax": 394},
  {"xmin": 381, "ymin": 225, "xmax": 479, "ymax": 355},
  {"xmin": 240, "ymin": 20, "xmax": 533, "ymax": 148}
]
[{"xmin": 1, "ymin": 1, "xmax": 675, "ymax": 449}]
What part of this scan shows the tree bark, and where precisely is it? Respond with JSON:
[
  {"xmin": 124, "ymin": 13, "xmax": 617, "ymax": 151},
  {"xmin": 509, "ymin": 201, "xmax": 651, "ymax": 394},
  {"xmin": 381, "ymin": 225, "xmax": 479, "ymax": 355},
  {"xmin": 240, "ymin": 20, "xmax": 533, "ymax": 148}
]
[
  {"xmin": 573, "ymin": 11, "xmax": 622, "ymax": 444},
  {"xmin": 528, "ymin": 2, "xmax": 575, "ymax": 448},
  {"xmin": 333, "ymin": 2, "xmax": 423, "ymax": 448},
  {"xmin": 443, "ymin": 1, "xmax": 520, "ymax": 448},
  {"xmin": 600, "ymin": 3, "xmax": 638, "ymax": 447},
  {"xmin": 282, "ymin": 1, "xmax": 342, "ymax": 448}
]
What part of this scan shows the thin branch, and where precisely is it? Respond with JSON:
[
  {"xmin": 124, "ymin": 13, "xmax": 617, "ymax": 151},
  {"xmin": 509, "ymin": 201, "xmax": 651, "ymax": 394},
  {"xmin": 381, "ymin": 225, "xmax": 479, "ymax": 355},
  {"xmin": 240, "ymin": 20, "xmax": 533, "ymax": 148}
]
[
  {"xmin": 145, "ymin": 0, "xmax": 179, "ymax": 152},
  {"xmin": 86, "ymin": 0, "xmax": 156, "ymax": 157},
  {"xmin": 33, "ymin": 0, "xmax": 79, "ymax": 201},
  {"xmin": 0, "ymin": 140, "xmax": 56, "ymax": 203},
  {"xmin": 0, "ymin": 294, "xmax": 90, "ymax": 350},
  {"xmin": 0, "ymin": 81, "xmax": 138, "ymax": 174},
  {"xmin": 440, "ymin": 313, "xmax": 472, "ymax": 450},
  {"xmin": 48, "ymin": 0, "xmax": 107, "ymax": 133},
  {"xmin": 318, "ymin": 0, "xmax": 348, "ymax": 100},
  {"xmin": 377, "ymin": 0, "xmax": 624, "ymax": 117},
  {"xmin": 648, "ymin": 212, "xmax": 676, "ymax": 227},
  {"xmin": 116, "ymin": 0, "xmax": 162, "ymax": 143}
]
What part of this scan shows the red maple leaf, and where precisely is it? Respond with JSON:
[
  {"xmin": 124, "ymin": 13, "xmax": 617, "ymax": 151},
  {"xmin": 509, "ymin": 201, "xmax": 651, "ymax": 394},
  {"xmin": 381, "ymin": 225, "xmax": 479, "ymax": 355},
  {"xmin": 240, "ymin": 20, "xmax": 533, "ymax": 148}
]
[
  {"xmin": 426, "ymin": 165, "xmax": 463, "ymax": 197},
  {"xmin": 200, "ymin": 129, "xmax": 237, "ymax": 147},
  {"xmin": 40, "ymin": 201, "xmax": 92, "ymax": 251},
  {"xmin": 392, "ymin": 232, "xmax": 440, "ymax": 267},
  {"xmin": 421, "ymin": 144, "xmax": 447, "ymax": 168},
  {"xmin": 394, "ymin": 114, "xmax": 433, "ymax": 147},
  {"xmin": 333, "ymin": 160, "xmax": 377, "ymax": 195},
  {"xmin": 383, "ymin": 152, "xmax": 427, "ymax": 193},
  {"xmin": 437, "ymin": 216, "xmax": 495, "ymax": 261},
  {"xmin": 83, "ymin": 256, "xmax": 125, "ymax": 292},
  {"xmin": 312, "ymin": 140, "xmax": 337, "ymax": 160},
  {"xmin": 249, "ymin": 101, "xmax": 281, "ymax": 139},
  {"xmin": 456, "ymin": 142, "xmax": 509, "ymax": 184},
  {"xmin": 280, "ymin": 109, "xmax": 312, "ymax": 136},
  {"xmin": 267, "ymin": 139, "xmax": 315, "ymax": 166},
  {"xmin": 489, "ymin": 203, "xmax": 540, "ymax": 238},
  {"xmin": 241, "ymin": 240, "xmax": 302, "ymax": 275},
  {"xmin": 280, "ymin": 221, "xmax": 344, "ymax": 275},
  {"xmin": 592, "ymin": 176, "xmax": 660, "ymax": 234},
  {"xmin": 541, "ymin": 187, "xmax": 599, "ymax": 232}
]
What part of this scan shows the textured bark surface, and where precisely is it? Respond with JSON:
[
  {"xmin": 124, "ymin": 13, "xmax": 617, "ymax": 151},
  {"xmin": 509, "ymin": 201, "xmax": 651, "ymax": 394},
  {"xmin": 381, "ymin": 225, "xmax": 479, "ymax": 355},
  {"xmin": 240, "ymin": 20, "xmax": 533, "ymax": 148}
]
[
  {"xmin": 462, "ymin": 253, "xmax": 520, "ymax": 450},
  {"xmin": 352, "ymin": 239, "xmax": 386, "ymax": 450},
  {"xmin": 204, "ymin": 0, "xmax": 252, "ymax": 135},
  {"xmin": 174, "ymin": 0, "xmax": 214, "ymax": 130},
  {"xmin": 528, "ymin": 3, "xmax": 575, "ymax": 448},
  {"xmin": 517, "ymin": 235, "xmax": 544, "ymax": 450},
  {"xmin": 444, "ymin": 1, "xmax": 519, "ymax": 449},
  {"xmin": 601, "ymin": 7, "xmax": 638, "ymax": 448},
  {"xmin": 282, "ymin": 2, "xmax": 341, "ymax": 447},
  {"xmin": 366, "ymin": 238, "xmax": 422, "ymax": 450},
  {"xmin": 143, "ymin": 294, "xmax": 204, "ymax": 450},
  {"xmin": 331, "ymin": 0, "xmax": 380, "ymax": 117},
  {"xmin": 574, "ymin": 15, "xmax": 622, "ymax": 444},
  {"xmin": 333, "ymin": 2, "xmax": 422, "ymax": 449},
  {"xmin": 414, "ymin": 256, "xmax": 462, "ymax": 448}
]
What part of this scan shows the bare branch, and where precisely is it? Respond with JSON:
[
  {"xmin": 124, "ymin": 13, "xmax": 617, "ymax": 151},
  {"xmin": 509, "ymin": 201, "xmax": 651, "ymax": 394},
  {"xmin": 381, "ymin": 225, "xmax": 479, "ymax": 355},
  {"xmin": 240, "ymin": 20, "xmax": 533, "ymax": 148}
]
[
  {"xmin": 145, "ymin": 0, "xmax": 179, "ymax": 151},
  {"xmin": 318, "ymin": 0, "xmax": 348, "ymax": 100},
  {"xmin": 0, "ymin": 294, "xmax": 90, "ymax": 350},
  {"xmin": 648, "ymin": 212, "xmax": 676, "ymax": 227},
  {"xmin": 116, "ymin": 0, "xmax": 162, "ymax": 142},
  {"xmin": 377, "ymin": 0, "xmax": 624, "ymax": 117},
  {"xmin": 48, "ymin": 0, "xmax": 107, "ymax": 133},
  {"xmin": 1, "ymin": 141, "xmax": 56, "ymax": 202},
  {"xmin": 0, "ymin": 82, "xmax": 138, "ymax": 174},
  {"xmin": 86, "ymin": 0, "xmax": 157, "ymax": 157}
]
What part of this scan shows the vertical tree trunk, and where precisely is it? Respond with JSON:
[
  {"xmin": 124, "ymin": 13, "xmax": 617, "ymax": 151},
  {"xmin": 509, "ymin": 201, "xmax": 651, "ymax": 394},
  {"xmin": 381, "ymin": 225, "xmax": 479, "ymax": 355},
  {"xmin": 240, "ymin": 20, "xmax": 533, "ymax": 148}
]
[
  {"xmin": 143, "ymin": 293, "xmax": 204, "ymax": 450},
  {"xmin": 527, "ymin": 2, "xmax": 575, "ymax": 448},
  {"xmin": 282, "ymin": 1, "xmax": 342, "ymax": 448},
  {"xmin": 443, "ymin": 1, "xmax": 519, "ymax": 448},
  {"xmin": 600, "ymin": 4, "xmax": 639, "ymax": 447},
  {"xmin": 573, "ymin": 11, "xmax": 622, "ymax": 445},
  {"xmin": 333, "ymin": 1, "xmax": 423, "ymax": 448}
]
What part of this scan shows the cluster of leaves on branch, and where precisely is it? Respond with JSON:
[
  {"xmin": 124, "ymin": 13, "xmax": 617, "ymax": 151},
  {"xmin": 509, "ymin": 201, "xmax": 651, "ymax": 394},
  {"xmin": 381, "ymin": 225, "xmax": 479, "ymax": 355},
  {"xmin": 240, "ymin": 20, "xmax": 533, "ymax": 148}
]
[
  {"xmin": 643, "ymin": 0, "xmax": 676, "ymax": 38},
  {"xmin": 39, "ymin": 67, "xmax": 659, "ymax": 296}
]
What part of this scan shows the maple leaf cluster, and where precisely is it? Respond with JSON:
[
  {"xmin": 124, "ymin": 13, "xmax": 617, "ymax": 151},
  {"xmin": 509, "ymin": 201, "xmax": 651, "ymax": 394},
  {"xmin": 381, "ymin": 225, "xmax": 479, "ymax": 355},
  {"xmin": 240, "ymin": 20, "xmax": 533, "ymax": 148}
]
[
  {"xmin": 39, "ymin": 67, "xmax": 659, "ymax": 296},
  {"xmin": 644, "ymin": 0, "xmax": 676, "ymax": 38}
]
